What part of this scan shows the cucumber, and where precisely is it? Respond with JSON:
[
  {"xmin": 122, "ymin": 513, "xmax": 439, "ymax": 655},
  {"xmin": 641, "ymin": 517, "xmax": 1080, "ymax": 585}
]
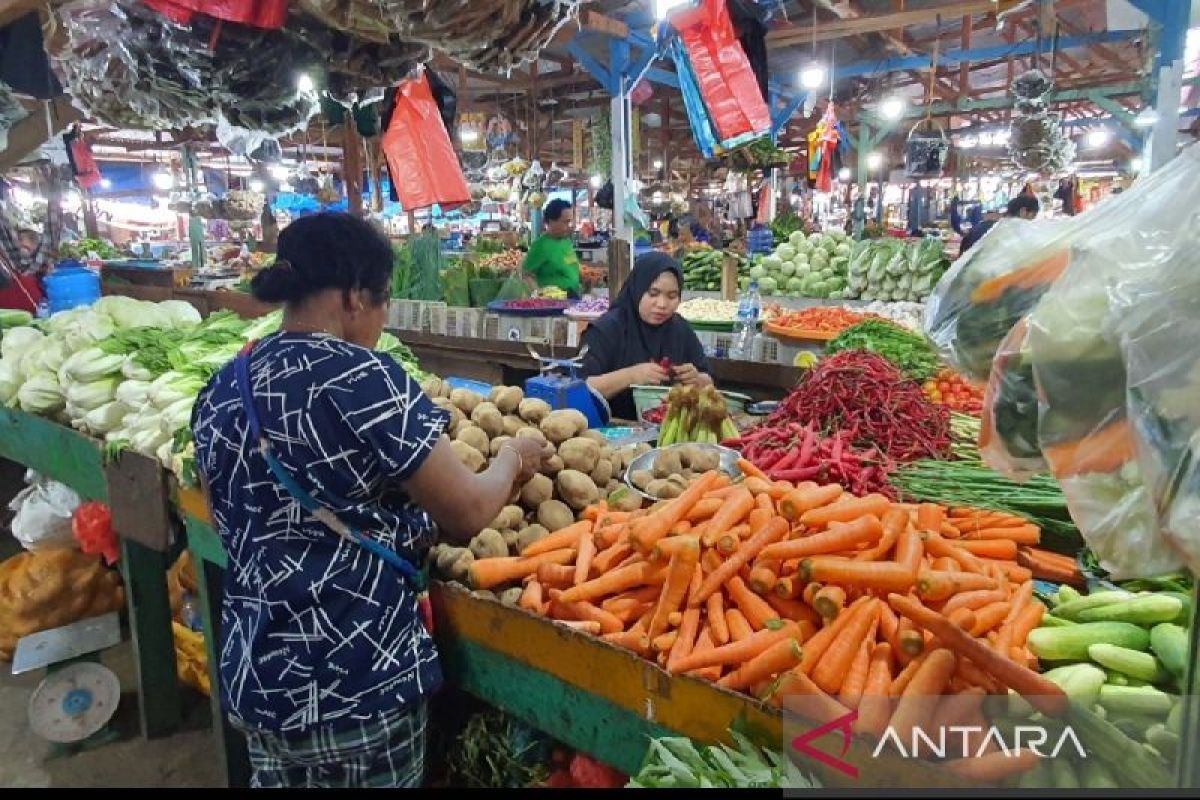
[
  {"xmin": 1104, "ymin": 669, "xmax": 1129, "ymax": 686},
  {"xmin": 1050, "ymin": 757, "xmax": 1079, "ymax": 788},
  {"xmin": 1051, "ymin": 590, "xmax": 1134, "ymax": 620},
  {"xmin": 1039, "ymin": 614, "xmax": 1077, "ymax": 628},
  {"xmin": 1087, "ymin": 643, "xmax": 1164, "ymax": 683},
  {"xmin": 1077, "ymin": 595, "xmax": 1184, "ymax": 625},
  {"xmin": 1145, "ymin": 724, "xmax": 1178, "ymax": 762},
  {"xmin": 1027, "ymin": 622, "xmax": 1150, "ymax": 661},
  {"xmin": 1017, "ymin": 759, "xmax": 1051, "ymax": 789},
  {"xmin": 1080, "ymin": 761, "xmax": 1120, "ymax": 789},
  {"xmin": 1055, "ymin": 584, "xmax": 1082, "ymax": 606},
  {"xmin": 1159, "ymin": 591, "xmax": 1193, "ymax": 625},
  {"xmin": 1042, "ymin": 663, "xmax": 1107, "ymax": 706},
  {"xmin": 1097, "ymin": 685, "xmax": 1173, "ymax": 718},
  {"xmin": 1066, "ymin": 707, "xmax": 1174, "ymax": 788},
  {"xmin": 1108, "ymin": 713, "xmax": 1161, "ymax": 740},
  {"xmin": 1149, "ymin": 623, "xmax": 1188, "ymax": 681},
  {"xmin": 1166, "ymin": 702, "xmax": 1183, "ymax": 735}
]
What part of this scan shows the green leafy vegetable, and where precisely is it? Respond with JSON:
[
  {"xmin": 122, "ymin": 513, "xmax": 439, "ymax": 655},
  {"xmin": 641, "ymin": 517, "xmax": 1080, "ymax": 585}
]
[
  {"xmin": 627, "ymin": 731, "xmax": 819, "ymax": 789},
  {"xmin": 826, "ymin": 319, "xmax": 941, "ymax": 381}
]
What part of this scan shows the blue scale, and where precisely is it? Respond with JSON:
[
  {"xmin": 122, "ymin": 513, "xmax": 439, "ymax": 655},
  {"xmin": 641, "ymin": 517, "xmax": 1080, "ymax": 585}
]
[{"xmin": 524, "ymin": 345, "xmax": 611, "ymax": 429}]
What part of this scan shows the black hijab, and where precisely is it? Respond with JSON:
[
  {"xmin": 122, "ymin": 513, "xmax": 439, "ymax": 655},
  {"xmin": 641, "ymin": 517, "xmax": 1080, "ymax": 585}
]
[{"xmin": 580, "ymin": 252, "xmax": 709, "ymax": 421}]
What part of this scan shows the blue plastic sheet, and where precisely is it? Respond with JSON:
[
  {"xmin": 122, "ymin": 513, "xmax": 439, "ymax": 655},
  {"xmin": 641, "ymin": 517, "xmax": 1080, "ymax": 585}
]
[{"xmin": 671, "ymin": 38, "xmax": 720, "ymax": 160}]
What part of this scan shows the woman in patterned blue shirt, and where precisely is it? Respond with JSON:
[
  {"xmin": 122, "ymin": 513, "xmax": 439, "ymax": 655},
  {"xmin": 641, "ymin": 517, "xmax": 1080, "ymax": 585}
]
[{"xmin": 191, "ymin": 213, "xmax": 544, "ymax": 788}]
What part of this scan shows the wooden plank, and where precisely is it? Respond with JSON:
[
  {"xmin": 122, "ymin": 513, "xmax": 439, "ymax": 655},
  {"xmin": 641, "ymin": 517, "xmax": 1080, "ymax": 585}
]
[
  {"xmin": 106, "ymin": 451, "xmax": 171, "ymax": 551},
  {"xmin": 0, "ymin": 96, "xmax": 81, "ymax": 171},
  {"xmin": 0, "ymin": 408, "xmax": 108, "ymax": 501},
  {"xmin": 767, "ymin": 0, "xmax": 1009, "ymax": 45}
]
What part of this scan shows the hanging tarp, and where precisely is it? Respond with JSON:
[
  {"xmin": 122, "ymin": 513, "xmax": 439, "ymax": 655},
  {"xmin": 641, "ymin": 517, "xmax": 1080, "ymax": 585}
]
[
  {"xmin": 141, "ymin": 0, "xmax": 288, "ymax": 29},
  {"xmin": 381, "ymin": 71, "xmax": 471, "ymax": 213}
]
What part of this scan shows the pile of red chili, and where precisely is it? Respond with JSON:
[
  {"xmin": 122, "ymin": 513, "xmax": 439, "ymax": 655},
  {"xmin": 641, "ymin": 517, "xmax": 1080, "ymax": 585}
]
[
  {"xmin": 496, "ymin": 298, "xmax": 571, "ymax": 310},
  {"xmin": 725, "ymin": 422, "xmax": 895, "ymax": 497},
  {"xmin": 743, "ymin": 350, "xmax": 952, "ymax": 464}
]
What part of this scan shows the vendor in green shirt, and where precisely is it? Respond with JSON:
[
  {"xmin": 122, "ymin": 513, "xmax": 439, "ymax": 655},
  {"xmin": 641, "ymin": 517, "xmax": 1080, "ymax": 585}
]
[{"xmin": 523, "ymin": 199, "xmax": 582, "ymax": 298}]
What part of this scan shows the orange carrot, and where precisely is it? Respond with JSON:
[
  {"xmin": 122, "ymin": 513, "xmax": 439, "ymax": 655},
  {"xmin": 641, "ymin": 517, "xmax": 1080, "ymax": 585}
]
[
  {"xmin": 697, "ymin": 487, "xmax": 755, "ymax": 546},
  {"xmin": 537, "ymin": 563, "xmax": 576, "ymax": 587},
  {"xmin": 666, "ymin": 607, "xmax": 701, "ymax": 672},
  {"xmin": 703, "ymin": 485, "xmax": 743, "ymax": 501},
  {"xmin": 930, "ymin": 556, "xmax": 960, "ymax": 573},
  {"xmin": 799, "ymin": 493, "xmax": 890, "ymax": 528},
  {"xmin": 944, "ymin": 750, "xmax": 1041, "ymax": 782},
  {"xmin": 812, "ymin": 585, "xmax": 846, "ymax": 620},
  {"xmin": 518, "ymin": 579, "xmax": 544, "ymax": 613},
  {"xmin": 879, "ymin": 604, "xmax": 901, "ymax": 653},
  {"xmin": 653, "ymin": 535, "xmax": 701, "ymax": 561},
  {"xmin": 719, "ymin": 636, "xmax": 805, "ymax": 690},
  {"xmin": 801, "ymin": 558, "xmax": 917, "ymax": 593},
  {"xmin": 714, "ymin": 524, "xmax": 752, "ymax": 554},
  {"xmin": 742, "ymin": 476, "xmax": 775, "ymax": 496},
  {"xmin": 765, "ymin": 593, "xmax": 820, "ymax": 627},
  {"xmin": 961, "ymin": 525, "xmax": 1040, "ymax": 544},
  {"xmin": 558, "ymin": 561, "xmax": 658, "ymax": 603},
  {"xmin": 889, "ymin": 648, "xmax": 957, "ymax": 741},
  {"xmin": 707, "ymin": 592, "xmax": 730, "ymax": 645},
  {"xmin": 601, "ymin": 629, "xmax": 651, "ymax": 655},
  {"xmin": 685, "ymin": 497, "xmax": 723, "ymax": 523},
  {"xmin": 947, "ymin": 607, "xmax": 977, "ymax": 632},
  {"xmin": 574, "ymin": 532, "xmax": 597, "ymax": 586},
  {"xmin": 630, "ymin": 471, "xmax": 721, "ymax": 552},
  {"xmin": 854, "ymin": 642, "xmax": 895, "ymax": 737},
  {"xmin": 773, "ymin": 576, "xmax": 801, "ymax": 600},
  {"xmin": 606, "ymin": 599, "xmax": 654, "ymax": 625},
  {"xmin": 691, "ymin": 517, "xmax": 790, "ymax": 606},
  {"xmin": 979, "ymin": 558, "xmax": 1033, "ymax": 583},
  {"xmin": 854, "ymin": 508, "xmax": 907, "ymax": 561},
  {"xmin": 725, "ymin": 608, "xmax": 754, "ymax": 642},
  {"xmin": 1009, "ymin": 602, "xmax": 1045, "ymax": 648},
  {"xmin": 915, "ymin": 503, "xmax": 945, "ymax": 533},
  {"xmin": 727, "ymin": 575, "xmax": 784, "ymax": 629},
  {"xmin": 922, "ymin": 532, "xmax": 986, "ymax": 573},
  {"xmin": 769, "ymin": 670, "xmax": 853, "ymax": 724},
  {"xmin": 916, "ymin": 570, "xmax": 998, "ymax": 601},
  {"xmin": 557, "ymin": 620, "xmax": 602, "ymax": 635},
  {"xmin": 548, "ymin": 592, "xmax": 625, "ymax": 635},
  {"xmin": 670, "ymin": 620, "xmax": 800, "ymax": 674},
  {"xmin": 651, "ymin": 630, "xmax": 678, "ymax": 652},
  {"xmin": 955, "ymin": 656, "xmax": 1002, "ymax": 693},
  {"xmin": 797, "ymin": 596, "xmax": 872, "ymax": 674},
  {"xmin": 686, "ymin": 627, "xmax": 722, "ymax": 682},
  {"xmin": 701, "ymin": 548, "xmax": 723, "ymax": 575},
  {"xmin": 469, "ymin": 548, "xmax": 576, "ymax": 589},
  {"xmin": 969, "ymin": 601, "xmax": 1011, "ymax": 637},
  {"xmin": 748, "ymin": 562, "xmax": 780, "ymax": 595},
  {"xmin": 930, "ymin": 686, "xmax": 987, "ymax": 734},
  {"xmin": 801, "ymin": 581, "xmax": 823, "ymax": 607},
  {"xmin": 593, "ymin": 525, "xmax": 627, "ymax": 549},
  {"xmin": 895, "ymin": 527, "xmax": 925, "ymax": 575},
  {"xmin": 668, "ymin": 611, "xmax": 682, "ymax": 627},
  {"xmin": 647, "ymin": 537, "xmax": 701, "ymax": 639},
  {"xmin": 898, "ymin": 623, "xmax": 926, "ymax": 658},
  {"xmin": 813, "ymin": 600, "xmax": 880, "ymax": 693},
  {"xmin": 581, "ymin": 503, "xmax": 607, "ymax": 522},
  {"xmin": 839, "ymin": 632, "xmax": 874, "ymax": 709},
  {"xmin": 941, "ymin": 588, "xmax": 1008, "ymax": 616},
  {"xmin": 670, "ymin": 520, "xmax": 694, "ymax": 537},
  {"xmin": 736, "ymin": 457, "xmax": 768, "ymax": 481},
  {"xmin": 758, "ymin": 514, "xmax": 883, "ymax": 561},
  {"xmin": 521, "ymin": 521, "xmax": 592, "ymax": 557},
  {"xmin": 886, "ymin": 594, "xmax": 1067, "ymax": 717},
  {"xmin": 778, "ymin": 484, "xmax": 844, "ymax": 522},
  {"xmin": 953, "ymin": 539, "xmax": 1019, "ymax": 560}
]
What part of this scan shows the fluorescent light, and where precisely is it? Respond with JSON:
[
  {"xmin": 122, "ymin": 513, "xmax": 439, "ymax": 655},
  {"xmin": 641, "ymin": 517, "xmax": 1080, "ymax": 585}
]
[
  {"xmin": 655, "ymin": 0, "xmax": 689, "ymax": 19},
  {"xmin": 800, "ymin": 62, "xmax": 826, "ymax": 90},
  {"xmin": 151, "ymin": 171, "xmax": 174, "ymax": 191},
  {"xmin": 1134, "ymin": 108, "xmax": 1158, "ymax": 128},
  {"xmin": 590, "ymin": 174, "xmax": 603, "ymax": 188},
  {"xmin": 297, "ymin": 73, "xmax": 315, "ymax": 94},
  {"xmin": 838, "ymin": 167, "xmax": 851, "ymax": 181},
  {"xmin": 879, "ymin": 96, "xmax": 906, "ymax": 121},
  {"xmin": 1086, "ymin": 128, "xmax": 1110, "ymax": 148},
  {"xmin": 459, "ymin": 129, "xmax": 480, "ymax": 144},
  {"xmin": 653, "ymin": 159, "xmax": 663, "ymax": 170},
  {"xmin": 652, "ymin": 191, "xmax": 664, "ymax": 203},
  {"xmin": 100, "ymin": 178, "xmax": 113, "ymax": 189},
  {"xmin": 249, "ymin": 178, "xmax": 265, "ymax": 193},
  {"xmin": 1131, "ymin": 157, "xmax": 1144, "ymax": 172},
  {"xmin": 866, "ymin": 152, "xmax": 883, "ymax": 170}
]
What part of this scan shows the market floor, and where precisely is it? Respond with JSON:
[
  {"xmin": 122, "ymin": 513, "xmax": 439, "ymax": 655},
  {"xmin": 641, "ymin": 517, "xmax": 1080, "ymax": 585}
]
[{"xmin": 0, "ymin": 460, "xmax": 223, "ymax": 788}]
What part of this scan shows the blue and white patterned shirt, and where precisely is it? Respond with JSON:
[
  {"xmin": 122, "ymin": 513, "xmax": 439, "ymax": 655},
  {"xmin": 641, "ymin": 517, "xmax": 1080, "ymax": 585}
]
[{"xmin": 191, "ymin": 332, "xmax": 449, "ymax": 735}]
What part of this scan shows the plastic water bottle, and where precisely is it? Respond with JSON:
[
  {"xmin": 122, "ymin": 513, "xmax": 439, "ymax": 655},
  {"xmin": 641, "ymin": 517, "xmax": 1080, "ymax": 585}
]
[{"xmin": 731, "ymin": 281, "xmax": 761, "ymax": 360}]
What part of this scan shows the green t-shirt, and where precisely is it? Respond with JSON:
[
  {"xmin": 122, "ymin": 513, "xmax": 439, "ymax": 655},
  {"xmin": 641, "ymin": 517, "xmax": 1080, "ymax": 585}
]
[{"xmin": 524, "ymin": 235, "xmax": 582, "ymax": 295}]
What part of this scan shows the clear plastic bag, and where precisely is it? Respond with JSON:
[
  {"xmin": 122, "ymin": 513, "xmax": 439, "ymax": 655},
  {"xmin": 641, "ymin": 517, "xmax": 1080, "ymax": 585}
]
[{"xmin": 7, "ymin": 470, "xmax": 82, "ymax": 552}]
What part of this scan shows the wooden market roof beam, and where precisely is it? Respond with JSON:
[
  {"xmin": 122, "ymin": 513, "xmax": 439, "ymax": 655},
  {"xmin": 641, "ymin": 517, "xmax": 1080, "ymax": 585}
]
[
  {"xmin": 0, "ymin": 96, "xmax": 81, "ymax": 171},
  {"xmin": 767, "ymin": 0, "xmax": 1027, "ymax": 47}
]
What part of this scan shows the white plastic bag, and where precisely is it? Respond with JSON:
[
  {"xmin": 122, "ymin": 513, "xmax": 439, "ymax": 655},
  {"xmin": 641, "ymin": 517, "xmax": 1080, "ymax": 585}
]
[{"xmin": 7, "ymin": 470, "xmax": 81, "ymax": 552}]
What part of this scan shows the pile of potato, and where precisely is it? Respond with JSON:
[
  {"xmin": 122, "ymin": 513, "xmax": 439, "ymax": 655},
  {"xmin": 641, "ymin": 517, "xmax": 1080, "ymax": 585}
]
[
  {"xmin": 422, "ymin": 379, "xmax": 651, "ymax": 593},
  {"xmin": 628, "ymin": 444, "xmax": 724, "ymax": 500}
]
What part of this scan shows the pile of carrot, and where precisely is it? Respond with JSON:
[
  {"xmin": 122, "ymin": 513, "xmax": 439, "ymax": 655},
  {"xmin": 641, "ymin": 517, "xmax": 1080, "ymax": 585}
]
[{"xmin": 465, "ymin": 459, "xmax": 1064, "ymax": 777}]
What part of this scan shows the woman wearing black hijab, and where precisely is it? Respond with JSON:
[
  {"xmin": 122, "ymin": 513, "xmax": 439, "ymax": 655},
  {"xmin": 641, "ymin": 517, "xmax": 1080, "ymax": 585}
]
[{"xmin": 581, "ymin": 252, "xmax": 712, "ymax": 421}]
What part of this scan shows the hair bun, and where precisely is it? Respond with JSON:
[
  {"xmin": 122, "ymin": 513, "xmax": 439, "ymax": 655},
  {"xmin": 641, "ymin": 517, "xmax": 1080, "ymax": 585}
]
[{"xmin": 250, "ymin": 262, "xmax": 300, "ymax": 303}]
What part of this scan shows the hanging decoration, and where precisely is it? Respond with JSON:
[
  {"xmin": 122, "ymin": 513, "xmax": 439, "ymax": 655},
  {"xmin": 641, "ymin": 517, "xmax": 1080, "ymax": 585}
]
[
  {"xmin": 1007, "ymin": 68, "xmax": 1075, "ymax": 174},
  {"xmin": 904, "ymin": 29, "xmax": 950, "ymax": 179},
  {"xmin": 811, "ymin": 104, "xmax": 840, "ymax": 193},
  {"xmin": 381, "ymin": 71, "xmax": 471, "ymax": 211}
]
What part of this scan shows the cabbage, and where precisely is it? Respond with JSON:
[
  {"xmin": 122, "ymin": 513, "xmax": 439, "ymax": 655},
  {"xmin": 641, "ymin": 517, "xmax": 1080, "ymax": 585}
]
[
  {"xmin": 122, "ymin": 360, "xmax": 156, "ymax": 381},
  {"xmin": 115, "ymin": 379, "xmax": 153, "ymax": 408},
  {"xmin": 66, "ymin": 377, "xmax": 121, "ymax": 412},
  {"xmin": 788, "ymin": 231, "xmax": 806, "ymax": 247},
  {"xmin": 158, "ymin": 300, "xmax": 202, "ymax": 328},
  {"xmin": 748, "ymin": 264, "xmax": 767, "ymax": 280},
  {"xmin": 786, "ymin": 277, "xmax": 804, "ymax": 291},
  {"xmin": 147, "ymin": 371, "xmax": 205, "ymax": 409},
  {"xmin": 60, "ymin": 347, "xmax": 126, "ymax": 383},
  {"xmin": 93, "ymin": 297, "xmax": 170, "ymax": 329},
  {"xmin": 0, "ymin": 359, "xmax": 18, "ymax": 405},
  {"xmin": 1, "ymin": 326, "xmax": 43, "ymax": 361},
  {"xmin": 835, "ymin": 243, "xmax": 852, "ymax": 257},
  {"xmin": 82, "ymin": 401, "xmax": 131, "ymax": 434},
  {"xmin": 17, "ymin": 372, "xmax": 65, "ymax": 414},
  {"xmin": 758, "ymin": 276, "xmax": 778, "ymax": 294},
  {"xmin": 762, "ymin": 255, "xmax": 782, "ymax": 271},
  {"xmin": 780, "ymin": 261, "xmax": 796, "ymax": 277},
  {"xmin": 775, "ymin": 245, "xmax": 796, "ymax": 262},
  {"xmin": 28, "ymin": 338, "xmax": 69, "ymax": 375},
  {"xmin": 159, "ymin": 396, "xmax": 195, "ymax": 434}
]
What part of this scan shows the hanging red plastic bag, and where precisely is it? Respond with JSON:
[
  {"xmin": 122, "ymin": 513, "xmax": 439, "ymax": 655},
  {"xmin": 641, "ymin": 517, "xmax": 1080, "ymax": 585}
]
[
  {"xmin": 382, "ymin": 72, "xmax": 471, "ymax": 213},
  {"xmin": 142, "ymin": 0, "xmax": 288, "ymax": 29},
  {"xmin": 671, "ymin": 0, "xmax": 770, "ymax": 142}
]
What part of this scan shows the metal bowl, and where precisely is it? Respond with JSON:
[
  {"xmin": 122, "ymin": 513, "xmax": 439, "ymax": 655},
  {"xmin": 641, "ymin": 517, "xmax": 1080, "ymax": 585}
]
[{"xmin": 623, "ymin": 443, "xmax": 743, "ymax": 501}]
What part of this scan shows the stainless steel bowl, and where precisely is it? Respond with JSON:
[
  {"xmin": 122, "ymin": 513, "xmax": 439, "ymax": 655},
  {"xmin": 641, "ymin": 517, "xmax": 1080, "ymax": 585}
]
[{"xmin": 623, "ymin": 443, "xmax": 743, "ymax": 501}]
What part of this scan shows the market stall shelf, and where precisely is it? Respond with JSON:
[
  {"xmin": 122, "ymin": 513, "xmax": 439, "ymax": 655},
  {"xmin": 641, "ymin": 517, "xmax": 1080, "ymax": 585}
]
[{"xmin": 0, "ymin": 408, "xmax": 181, "ymax": 740}]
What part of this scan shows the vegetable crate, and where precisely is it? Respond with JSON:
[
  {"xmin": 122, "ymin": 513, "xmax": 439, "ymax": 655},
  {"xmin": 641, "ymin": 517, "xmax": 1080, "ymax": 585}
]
[
  {"xmin": 767, "ymin": 334, "xmax": 824, "ymax": 367},
  {"xmin": 752, "ymin": 336, "xmax": 780, "ymax": 365},
  {"xmin": 429, "ymin": 306, "xmax": 485, "ymax": 338},
  {"xmin": 388, "ymin": 300, "xmax": 436, "ymax": 332},
  {"xmin": 694, "ymin": 330, "xmax": 736, "ymax": 359},
  {"xmin": 482, "ymin": 314, "xmax": 570, "ymax": 346}
]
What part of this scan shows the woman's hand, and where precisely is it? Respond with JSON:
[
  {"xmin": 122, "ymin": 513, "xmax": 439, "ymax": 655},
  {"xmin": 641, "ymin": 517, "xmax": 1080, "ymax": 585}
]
[
  {"xmin": 626, "ymin": 361, "xmax": 670, "ymax": 386},
  {"xmin": 672, "ymin": 363, "xmax": 711, "ymax": 387},
  {"xmin": 500, "ymin": 437, "xmax": 545, "ymax": 486}
]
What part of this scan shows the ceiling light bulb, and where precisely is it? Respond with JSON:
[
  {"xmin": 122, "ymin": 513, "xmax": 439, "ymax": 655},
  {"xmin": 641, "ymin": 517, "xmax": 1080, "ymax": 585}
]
[
  {"xmin": 1086, "ymin": 128, "xmax": 1110, "ymax": 148},
  {"xmin": 866, "ymin": 152, "xmax": 883, "ymax": 170},
  {"xmin": 1130, "ymin": 157, "xmax": 1144, "ymax": 172},
  {"xmin": 151, "ymin": 171, "xmax": 174, "ymax": 191},
  {"xmin": 100, "ymin": 178, "xmax": 113, "ymax": 189},
  {"xmin": 800, "ymin": 62, "xmax": 826, "ymax": 90},
  {"xmin": 590, "ymin": 174, "xmax": 603, "ymax": 188},
  {"xmin": 1134, "ymin": 108, "xmax": 1158, "ymax": 128},
  {"xmin": 838, "ymin": 167, "xmax": 851, "ymax": 181},
  {"xmin": 879, "ymin": 96, "xmax": 906, "ymax": 121},
  {"xmin": 249, "ymin": 178, "xmax": 265, "ymax": 193},
  {"xmin": 653, "ymin": 159, "xmax": 663, "ymax": 170},
  {"xmin": 655, "ymin": 0, "xmax": 689, "ymax": 20},
  {"xmin": 296, "ymin": 73, "xmax": 315, "ymax": 94}
]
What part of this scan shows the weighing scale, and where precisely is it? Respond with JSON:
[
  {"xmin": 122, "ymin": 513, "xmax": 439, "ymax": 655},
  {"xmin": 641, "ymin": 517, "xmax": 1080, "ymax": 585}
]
[
  {"xmin": 12, "ymin": 612, "xmax": 123, "ymax": 757},
  {"xmin": 524, "ymin": 345, "xmax": 609, "ymax": 429}
]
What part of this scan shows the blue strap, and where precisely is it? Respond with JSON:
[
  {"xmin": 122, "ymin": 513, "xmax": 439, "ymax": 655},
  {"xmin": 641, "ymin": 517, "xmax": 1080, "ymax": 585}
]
[{"xmin": 234, "ymin": 342, "xmax": 425, "ymax": 590}]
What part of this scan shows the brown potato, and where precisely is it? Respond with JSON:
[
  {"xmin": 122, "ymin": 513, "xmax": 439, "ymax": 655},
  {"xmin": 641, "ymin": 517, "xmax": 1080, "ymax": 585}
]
[
  {"xmin": 556, "ymin": 469, "xmax": 600, "ymax": 511},
  {"xmin": 558, "ymin": 437, "xmax": 601, "ymax": 474},
  {"xmin": 519, "ymin": 473, "xmax": 554, "ymax": 509},
  {"xmin": 630, "ymin": 469, "xmax": 655, "ymax": 490},
  {"xmin": 537, "ymin": 500, "xmax": 575, "ymax": 532}
]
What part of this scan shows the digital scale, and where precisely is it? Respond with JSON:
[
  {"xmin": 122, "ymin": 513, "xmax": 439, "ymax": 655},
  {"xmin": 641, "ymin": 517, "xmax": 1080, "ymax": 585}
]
[
  {"xmin": 524, "ymin": 345, "xmax": 610, "ymax": 430},
  {"xmin": 12, "ymin": 612, "xmax": 123, "ymax": 756}
]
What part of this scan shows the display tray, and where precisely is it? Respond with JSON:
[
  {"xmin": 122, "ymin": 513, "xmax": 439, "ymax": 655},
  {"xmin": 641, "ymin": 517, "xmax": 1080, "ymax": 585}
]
[
  {"xmin": 684, "ymin": 318, "xmax": 738, "ymax": 332},
  {"xmin": 487, "ymin": 300, "xmax": 570, "ymax": 317},
  {"xmin": 765, "ymin": 321, "xmax": 840, "ymax": 342},
  {"xmin": 103, "ymin": 259, "xmax": 167, "ymax": 270}
]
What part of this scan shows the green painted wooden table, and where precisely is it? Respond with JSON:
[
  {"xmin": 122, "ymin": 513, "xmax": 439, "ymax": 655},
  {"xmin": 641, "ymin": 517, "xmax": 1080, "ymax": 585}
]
[{"xmin": 0, "ymin": 408, "xmax": 181, "ymax": 739}]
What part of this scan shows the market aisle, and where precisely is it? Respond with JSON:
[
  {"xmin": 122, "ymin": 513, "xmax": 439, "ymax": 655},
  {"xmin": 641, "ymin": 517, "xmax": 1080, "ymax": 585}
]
[{"xmin": 0, "ymin": 462, "xmax": 222, "ymax": 788}]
